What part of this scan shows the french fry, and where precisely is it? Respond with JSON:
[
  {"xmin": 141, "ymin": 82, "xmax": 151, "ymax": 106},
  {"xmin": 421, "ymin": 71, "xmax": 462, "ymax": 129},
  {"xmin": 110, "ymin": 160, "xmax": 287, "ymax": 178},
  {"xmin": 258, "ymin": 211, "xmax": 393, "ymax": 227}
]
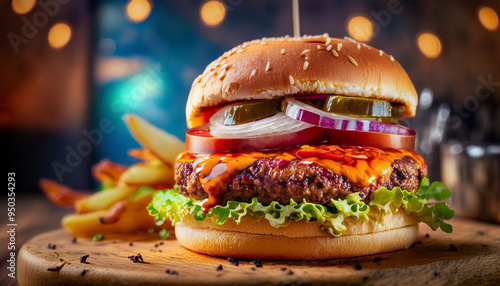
[
  {"xmin": 75, "ymin": 183, "xmax": 138, "ymax": 214},
  {"xmin": 39, "ymin": 179, "xmax": 90, "ymax": 208},
  {"xmin": 99, "ymin": 200, "xmax": 127, "ymax": 224},
  {"xmin": 120, "ymin": 161, "xmax": 175, "ymax": 187},
  {"xmin": 123, "ymin": 114, "xmax": 185, "ymax": 167},
  {"xmin": 127, "ymin": 148, "xmax": 158, "ymax": 162},
  {"xmin": 41, "ymin": 116, "xmax": 184, "ymax": 238},
  {"xmin": 92, "ymin": 159, "xmax": 127, "ymax": 185},
  {"xmin": 62, "ymin": 191, "xmax": 166, "ymax": 238}
]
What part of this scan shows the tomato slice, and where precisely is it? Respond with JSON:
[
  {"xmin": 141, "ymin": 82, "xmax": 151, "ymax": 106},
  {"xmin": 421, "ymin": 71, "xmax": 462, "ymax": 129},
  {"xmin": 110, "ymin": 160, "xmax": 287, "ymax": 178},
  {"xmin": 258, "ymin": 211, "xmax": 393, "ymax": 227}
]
[
  {"xmin": 186, "ymin": 123, "xmax": 415, "ymax": 153},
  {"xmin": 186, "ymin": 124, "xmax": 325, "ymax": 153},
  {"xmin": 325, "ymin": 129, "xmax": 415, "ymax": 150}
]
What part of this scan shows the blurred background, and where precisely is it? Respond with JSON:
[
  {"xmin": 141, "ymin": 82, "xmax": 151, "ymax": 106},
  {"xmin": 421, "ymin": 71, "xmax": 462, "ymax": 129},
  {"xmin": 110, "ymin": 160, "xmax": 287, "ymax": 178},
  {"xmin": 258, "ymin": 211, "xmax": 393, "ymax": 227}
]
[{"xmin": 0, "ymin": 0, "xmax": 499, "ymax": 222}]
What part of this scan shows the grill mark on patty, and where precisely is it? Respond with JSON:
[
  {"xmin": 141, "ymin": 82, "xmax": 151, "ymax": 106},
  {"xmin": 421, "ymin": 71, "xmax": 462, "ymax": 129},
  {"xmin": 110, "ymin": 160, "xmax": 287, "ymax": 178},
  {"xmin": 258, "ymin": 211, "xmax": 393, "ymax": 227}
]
[{"xmin": 175, "ymin": 156, "xmax": 426, "ymax": 205}]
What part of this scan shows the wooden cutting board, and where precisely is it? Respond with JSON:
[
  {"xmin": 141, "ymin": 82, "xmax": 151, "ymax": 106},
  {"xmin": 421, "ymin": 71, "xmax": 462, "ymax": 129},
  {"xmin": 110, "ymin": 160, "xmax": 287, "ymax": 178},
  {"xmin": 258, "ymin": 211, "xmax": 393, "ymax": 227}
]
[{"xmin": 18, "ymin": 218, "xmax": 500, "ymax": 285}]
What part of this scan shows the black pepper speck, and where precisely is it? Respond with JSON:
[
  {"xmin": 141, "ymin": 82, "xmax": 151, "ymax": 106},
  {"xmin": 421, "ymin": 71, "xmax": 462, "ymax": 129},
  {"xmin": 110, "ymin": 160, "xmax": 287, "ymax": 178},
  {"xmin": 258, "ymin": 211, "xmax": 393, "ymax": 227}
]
[
  {"xmin": 373, "ymin": 257, "xmax": 382, "ymax": 263},
  {"xmin": 80, "ymin": 255, "xmax": 89, "ymax": 263},
  {"xmin": 449, "ymin": 244, "xmax": 458, "ymax": 251},
  {"xmin": 228, "ymin": 257, "xmax": 239, "ymax": 266},
  {"xmin": 252, "ymin": 259, "xmax": 262, "ymax": 268}
]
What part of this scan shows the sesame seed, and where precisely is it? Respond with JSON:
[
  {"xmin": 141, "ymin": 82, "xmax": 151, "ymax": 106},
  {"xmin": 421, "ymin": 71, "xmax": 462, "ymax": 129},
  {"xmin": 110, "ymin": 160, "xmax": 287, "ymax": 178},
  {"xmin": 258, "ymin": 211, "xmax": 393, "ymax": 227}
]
[
  {"xmin": 323, "ymin": 33, "xmax": 329, "ymax": 37},
  {"xmin": 218, "ymin": 69, "xmax": 226, "ymax": 79},
  {"xmin": 201, "ymin": 71, "xmax": 215, "ymax": 85},
  {"xmin": 221, "ymin": 63, "xmax": 229, "ymax": 70},
  {"xmin": 265, "ymin": 61, "xmax": 270, "ymax": 71},
  {"xmin": 260, "ymin": 42, "xmax": 267, "ymax": 45},
  {"xmin": 326, "ymin": 44, "xmax": 332, "ymax": 51},
  {"xmin": 347, "ymin": 55, "xmax": 358, "ymax": 66},
  {"xmin": 289, "ymin": 75, "xmax": 295, "ymax": 85},
  {"xmin": 250, "ymin": 69, "xmax": 256, "ymax": 77},
  {"xmin": 379, "ymin": 50, "xmax": 383, "ymax": 56},
  {"xmin": 337, "ymin": 43, "xmax": 342, "ymax": 51},
  {"xmin": 332, "ymin": 50, "xmax": 339, "ymax": 57},
  {"xmin": 300, "ymin": 49, "xmax": 310, "ymax": 55},
  {"xmin": 242, "ymin": 43, "xmax": 248, "ymax": 48},
  {"xmin": 303, "ymin": 61, "xmax": 309, "ymax": 70},
  {"xmin": 325, "ymin": 38, "xmax": 331, "ymax": 46},
  {"xmin": 344, "ymin": 36, "xmax": 356, "ymax": 43},
  {"xmin": 317, "ymin": 45, "xmax": 321, "ymax": 49},
  {"xmin": 390, "ymin": 55, "xmax": 394, "ymax": 61},
  {"xmin": 201, "ymin": 76, "xmax": 209, "ymax": 85},
  {"xmin": 237, "ymin": 49, "xmax": 244, "ymax": 53},
  {"xmin": 357, "ymin": 44, "xmax": 361, "ymax": 50},
  {"xmin": 281, "ymin": 49, "xmax": 285, "ymax": 55}
]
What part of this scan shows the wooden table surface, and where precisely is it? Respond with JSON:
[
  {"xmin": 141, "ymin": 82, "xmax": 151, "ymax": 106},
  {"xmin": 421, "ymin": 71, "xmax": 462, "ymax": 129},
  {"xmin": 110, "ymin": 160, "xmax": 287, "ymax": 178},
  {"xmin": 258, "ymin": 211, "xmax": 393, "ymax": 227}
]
[{"xmin": 8, "ymin": 196, "xmax": 500, "ymax": 286}]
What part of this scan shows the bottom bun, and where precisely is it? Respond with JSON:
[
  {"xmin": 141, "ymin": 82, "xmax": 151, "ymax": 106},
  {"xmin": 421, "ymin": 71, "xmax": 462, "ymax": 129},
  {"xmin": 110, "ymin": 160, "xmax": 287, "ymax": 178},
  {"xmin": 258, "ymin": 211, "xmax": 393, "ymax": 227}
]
[{"xmin": 175, "ymin": 211, "xmax": 419, "ymax": 260}]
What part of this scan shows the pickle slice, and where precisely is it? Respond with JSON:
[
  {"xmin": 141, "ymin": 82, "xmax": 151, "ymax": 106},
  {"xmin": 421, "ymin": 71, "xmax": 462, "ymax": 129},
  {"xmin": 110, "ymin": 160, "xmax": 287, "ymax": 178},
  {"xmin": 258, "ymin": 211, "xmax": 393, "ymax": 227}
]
[
  {"xmin": 224, "ymin": 99, "xmax": 282, "ymax": 125},
  {"xmin": 324, "ymin": 95, "xmax": 392, "ymax": 118}
]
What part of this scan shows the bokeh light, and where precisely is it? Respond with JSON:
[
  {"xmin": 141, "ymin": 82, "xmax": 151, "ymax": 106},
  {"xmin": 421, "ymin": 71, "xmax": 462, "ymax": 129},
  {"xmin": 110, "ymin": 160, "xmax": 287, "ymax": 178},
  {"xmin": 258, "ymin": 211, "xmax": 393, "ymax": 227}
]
[
  {"xmin": 48, "ymin": 23, "xmax": 72, "ymax": 49},
  {"xmin": 126, "ymin": 0, "xmax": 152, "ymax": 23},
  {"xmin": 478, "ymin": 6, "xmax": 499, "ymax": 31},
  {"xmin": 12, "ymin": 0, "xmax": 36, "ymax": 15},
  {"xmin": 347, "ymin": 15, "xmax": 373, "ymax": 42},
  {"xmin": 200, "ymin": 1, "xmax": 226, "ymax": 27},
  {"xmin": 417, "ymin": 32, "xmax": 442, "ymax": 59}
]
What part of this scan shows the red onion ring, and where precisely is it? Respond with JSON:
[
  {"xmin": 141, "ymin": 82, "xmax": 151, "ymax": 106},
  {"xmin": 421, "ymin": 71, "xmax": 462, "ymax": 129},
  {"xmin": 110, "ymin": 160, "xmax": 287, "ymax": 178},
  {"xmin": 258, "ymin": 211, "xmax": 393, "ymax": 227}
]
[{"xmin": 283, "ymin": 97, "xmax": 415, "ymax": 136}]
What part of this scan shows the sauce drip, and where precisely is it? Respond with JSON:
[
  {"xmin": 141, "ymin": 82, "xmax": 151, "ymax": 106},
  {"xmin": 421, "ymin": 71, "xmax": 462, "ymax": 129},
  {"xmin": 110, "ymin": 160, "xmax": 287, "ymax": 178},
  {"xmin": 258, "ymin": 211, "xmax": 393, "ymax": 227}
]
[{"xmin": 177, "ymin": 144, "xmax": 426, "ymax": 212}]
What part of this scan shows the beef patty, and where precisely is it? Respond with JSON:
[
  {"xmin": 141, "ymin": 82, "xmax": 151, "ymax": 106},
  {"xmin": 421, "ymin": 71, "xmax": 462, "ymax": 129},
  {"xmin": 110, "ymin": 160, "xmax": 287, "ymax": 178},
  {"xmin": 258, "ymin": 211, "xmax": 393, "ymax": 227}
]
[{"xmin": 175, "ymin": 156, "xmax": 427, "ymax": 205}]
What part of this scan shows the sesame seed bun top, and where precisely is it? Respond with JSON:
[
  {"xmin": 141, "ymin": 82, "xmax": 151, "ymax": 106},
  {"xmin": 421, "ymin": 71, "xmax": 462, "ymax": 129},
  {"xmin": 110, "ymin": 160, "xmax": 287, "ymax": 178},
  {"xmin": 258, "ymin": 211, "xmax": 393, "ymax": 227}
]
[{"xmin": 186, "ymin": 35, "xmax": 418, "ymax": 128}]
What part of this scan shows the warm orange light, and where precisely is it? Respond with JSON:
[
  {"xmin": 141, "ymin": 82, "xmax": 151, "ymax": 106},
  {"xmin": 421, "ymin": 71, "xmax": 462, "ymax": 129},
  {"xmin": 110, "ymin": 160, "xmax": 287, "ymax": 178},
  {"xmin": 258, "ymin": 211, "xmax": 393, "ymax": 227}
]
[
  {"xmin": 478, "ymin": 6, "xmax": 499, "ymax": 31},
  {"xmin": 347, "ymin": 15, "xmax": 373, "ymax": 42},
  {"xmin": 417, "ymin": 32, "xmax": 442, "ymax": 59},
  {"xmin": 126, "ymin": 0, "xmax": 152, "ymax": 23},
  {"xmin": 12, "ymin": 0, "xmax": 36, "ymax": 15},
  {"xmin": 200, "ymin": 1, "xmax": 226, "ymax": 27},
  {"xmin": 48, "ymin": 23, "xmax": 72, "ymax": 49}
]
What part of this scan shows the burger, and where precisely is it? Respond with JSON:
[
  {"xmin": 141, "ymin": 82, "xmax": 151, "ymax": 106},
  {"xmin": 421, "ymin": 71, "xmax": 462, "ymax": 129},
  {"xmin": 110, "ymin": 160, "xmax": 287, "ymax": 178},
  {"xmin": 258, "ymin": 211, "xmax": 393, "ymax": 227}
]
[{"xmin": 148, "ymin": 35, "xmax": 454, "ymax": 260}]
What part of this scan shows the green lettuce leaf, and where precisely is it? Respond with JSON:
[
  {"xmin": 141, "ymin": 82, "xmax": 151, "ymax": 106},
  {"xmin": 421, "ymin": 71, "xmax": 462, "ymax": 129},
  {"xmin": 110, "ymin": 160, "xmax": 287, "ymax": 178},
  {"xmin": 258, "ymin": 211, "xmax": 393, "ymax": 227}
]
[
  {"xmin": 148, "ymin": 186, "xmax": 370, "ymax": 236},
  {"xmin": 370, "ymin": 186, "xmax": 455, "ymax": 233},
  {"xmin": 147, "ymin": 178, "xmax": 454, "ymax": 236}
]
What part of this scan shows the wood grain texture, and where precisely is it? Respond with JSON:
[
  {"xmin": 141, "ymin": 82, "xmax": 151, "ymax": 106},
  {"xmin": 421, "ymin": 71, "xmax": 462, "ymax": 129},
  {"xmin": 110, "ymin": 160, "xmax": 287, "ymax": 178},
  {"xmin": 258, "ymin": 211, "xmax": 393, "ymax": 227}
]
[{"xmin": 18, "ymin": 218, "xmax": 500, "ymax": 286}]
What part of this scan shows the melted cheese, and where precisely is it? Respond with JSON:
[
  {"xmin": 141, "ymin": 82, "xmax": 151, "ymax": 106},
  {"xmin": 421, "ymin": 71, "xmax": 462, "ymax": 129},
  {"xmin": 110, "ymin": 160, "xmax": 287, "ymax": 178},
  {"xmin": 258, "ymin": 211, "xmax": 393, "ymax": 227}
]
[{"xmin": 177, "ymin": 145, "xmax": 426, "ymax": 211}]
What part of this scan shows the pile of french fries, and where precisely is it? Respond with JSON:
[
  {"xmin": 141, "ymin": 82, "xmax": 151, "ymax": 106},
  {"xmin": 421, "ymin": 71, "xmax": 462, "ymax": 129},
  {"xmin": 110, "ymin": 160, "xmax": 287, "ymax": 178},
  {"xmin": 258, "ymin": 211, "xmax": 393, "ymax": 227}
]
[{"xmin": 40, "ymin": 115, "xmax": 185, "ymax": 238}]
